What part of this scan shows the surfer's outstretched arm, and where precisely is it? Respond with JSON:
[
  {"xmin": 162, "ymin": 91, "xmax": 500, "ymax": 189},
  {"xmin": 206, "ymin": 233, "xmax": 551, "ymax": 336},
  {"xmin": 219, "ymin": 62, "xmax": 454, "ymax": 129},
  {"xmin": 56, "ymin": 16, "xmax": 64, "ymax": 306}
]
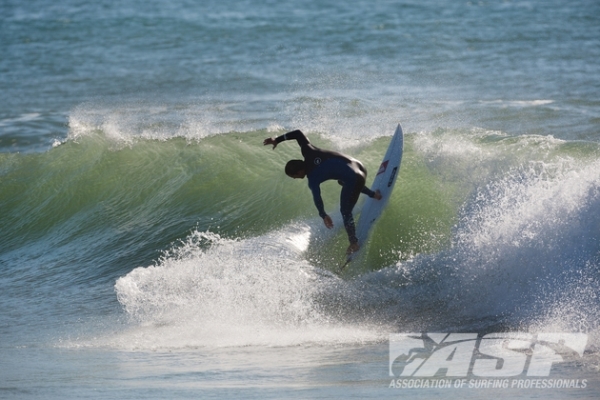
[{"xmin": 263, "ymin": 130, "xmax": 310, "ymax": 149}]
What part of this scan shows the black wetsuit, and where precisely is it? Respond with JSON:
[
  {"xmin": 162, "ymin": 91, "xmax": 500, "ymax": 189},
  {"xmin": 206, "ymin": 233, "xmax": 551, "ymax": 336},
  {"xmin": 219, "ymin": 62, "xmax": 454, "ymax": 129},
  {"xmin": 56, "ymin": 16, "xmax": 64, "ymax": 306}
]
[{"xmin": 275, "ymin": 130, "xmax": 376, "ymax": 244}]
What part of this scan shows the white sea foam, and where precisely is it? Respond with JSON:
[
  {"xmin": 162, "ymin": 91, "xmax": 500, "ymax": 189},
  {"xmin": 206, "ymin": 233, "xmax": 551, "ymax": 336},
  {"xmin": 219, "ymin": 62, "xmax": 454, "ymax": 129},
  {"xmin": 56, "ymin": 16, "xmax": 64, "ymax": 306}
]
[{"xmin": 106, "ymin": 226, "xmax": 388, "ymax": 350}]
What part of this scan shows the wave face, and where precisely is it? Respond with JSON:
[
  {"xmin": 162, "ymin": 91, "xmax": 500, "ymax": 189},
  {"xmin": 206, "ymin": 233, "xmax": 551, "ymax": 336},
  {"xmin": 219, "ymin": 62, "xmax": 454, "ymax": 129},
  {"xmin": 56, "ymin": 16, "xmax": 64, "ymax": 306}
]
[{"xmin": 3, "ymin": 107, "xmax": 598, "ymax": 349}]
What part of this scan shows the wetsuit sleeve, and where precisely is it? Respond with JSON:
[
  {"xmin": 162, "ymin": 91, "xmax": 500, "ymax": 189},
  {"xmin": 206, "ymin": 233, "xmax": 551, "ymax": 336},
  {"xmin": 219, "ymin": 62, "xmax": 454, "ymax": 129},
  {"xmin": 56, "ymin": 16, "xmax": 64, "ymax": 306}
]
[
  {"xmin": 338, "ymin": 181, "xmax": 375, "ymax": 198},
  {"xmin": 309, "ymin": 181, "xmax": 328, "ymax": 218},
  {"xmin": 275, "ymin": 130, "xmax": 310, "ymax": 147},
  {"xmin": 361, "ymin": 187, "xmax": 376, "ymax": 197}
]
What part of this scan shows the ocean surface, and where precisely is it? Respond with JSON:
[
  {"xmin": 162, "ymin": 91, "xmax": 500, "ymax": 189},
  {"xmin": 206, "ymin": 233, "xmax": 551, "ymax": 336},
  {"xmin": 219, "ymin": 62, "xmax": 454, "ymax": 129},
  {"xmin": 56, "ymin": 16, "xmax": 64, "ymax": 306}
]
[{"xmin": 1, "ymin": 0, "xmax": 600, "ymax": 398}]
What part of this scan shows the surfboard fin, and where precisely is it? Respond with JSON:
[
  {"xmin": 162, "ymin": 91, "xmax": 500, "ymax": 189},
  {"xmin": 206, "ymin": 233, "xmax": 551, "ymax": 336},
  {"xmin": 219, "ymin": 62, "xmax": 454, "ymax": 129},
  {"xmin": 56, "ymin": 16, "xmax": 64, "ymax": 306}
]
[{"xmin": 338, "ymin": 255, "xmax": 353, "ymax": 273}]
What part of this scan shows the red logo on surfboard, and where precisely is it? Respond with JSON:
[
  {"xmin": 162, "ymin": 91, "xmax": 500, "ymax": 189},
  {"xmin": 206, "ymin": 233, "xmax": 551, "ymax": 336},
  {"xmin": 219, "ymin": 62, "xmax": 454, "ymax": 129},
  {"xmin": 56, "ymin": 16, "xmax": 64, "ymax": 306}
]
[{"xmin": 377, "ymin": 160, "xmax": 389, "ymax": 176}]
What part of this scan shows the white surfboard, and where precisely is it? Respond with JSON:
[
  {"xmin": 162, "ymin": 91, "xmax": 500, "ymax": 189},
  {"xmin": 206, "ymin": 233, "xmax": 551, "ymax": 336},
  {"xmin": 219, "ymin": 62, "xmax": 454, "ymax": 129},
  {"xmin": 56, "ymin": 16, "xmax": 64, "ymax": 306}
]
[{"xmin": 342, "ymin": 124, "xmax": 404, "ymax": 268}]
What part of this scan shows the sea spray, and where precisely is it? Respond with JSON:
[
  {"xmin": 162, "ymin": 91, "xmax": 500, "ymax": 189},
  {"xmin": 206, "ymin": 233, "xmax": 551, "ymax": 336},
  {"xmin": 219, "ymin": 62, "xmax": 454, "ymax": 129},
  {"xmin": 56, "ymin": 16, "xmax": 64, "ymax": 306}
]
[{"xmin": 113, "ymin": 227, "xmax": 389, "ymax": 349}]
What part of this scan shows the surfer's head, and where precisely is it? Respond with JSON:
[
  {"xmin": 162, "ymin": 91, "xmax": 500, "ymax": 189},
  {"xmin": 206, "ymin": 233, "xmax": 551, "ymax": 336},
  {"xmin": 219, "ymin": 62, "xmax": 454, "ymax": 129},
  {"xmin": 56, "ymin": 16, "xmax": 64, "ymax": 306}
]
[{"xmin": 285, "ymin": 160, "xmax": 306, "ymax": 179}]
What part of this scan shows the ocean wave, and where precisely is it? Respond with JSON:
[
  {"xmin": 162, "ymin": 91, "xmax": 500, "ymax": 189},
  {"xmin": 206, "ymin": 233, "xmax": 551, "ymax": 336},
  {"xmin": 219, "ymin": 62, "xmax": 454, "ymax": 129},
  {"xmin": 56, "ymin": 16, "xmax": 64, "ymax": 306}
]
[{"xmin": 2, "ymin": 126, "xmax": 600, "ymax": 350}]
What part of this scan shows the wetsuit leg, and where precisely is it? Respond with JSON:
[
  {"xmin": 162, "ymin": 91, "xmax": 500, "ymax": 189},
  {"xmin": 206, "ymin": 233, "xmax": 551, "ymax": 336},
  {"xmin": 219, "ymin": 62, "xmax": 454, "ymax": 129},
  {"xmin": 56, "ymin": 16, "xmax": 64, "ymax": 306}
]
[{"xmin": 339, "ymin": 172, "xmax": 366, "ymax": 244}]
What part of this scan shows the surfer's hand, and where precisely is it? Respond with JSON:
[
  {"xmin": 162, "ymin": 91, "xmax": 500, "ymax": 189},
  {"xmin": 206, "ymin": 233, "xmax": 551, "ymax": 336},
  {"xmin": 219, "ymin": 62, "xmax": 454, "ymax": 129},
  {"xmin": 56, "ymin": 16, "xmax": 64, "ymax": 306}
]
[
  {"xmin": 373, "ymin": 189, "xmax": 382, "ymax": 200},
  {"xmin": 263, "ymin": 137, "xmax": 278, "ymax": 149},
  {"xmin": 323, "ymin": 215, "xmax": 333, "ymax": 229}
]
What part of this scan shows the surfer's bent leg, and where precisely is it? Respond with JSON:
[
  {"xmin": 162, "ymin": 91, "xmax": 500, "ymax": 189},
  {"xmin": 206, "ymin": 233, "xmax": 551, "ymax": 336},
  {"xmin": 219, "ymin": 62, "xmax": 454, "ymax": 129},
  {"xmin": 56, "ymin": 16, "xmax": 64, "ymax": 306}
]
[{"xmin": 340, "ymin": 172, "xmax": 366, "ymax": 244}]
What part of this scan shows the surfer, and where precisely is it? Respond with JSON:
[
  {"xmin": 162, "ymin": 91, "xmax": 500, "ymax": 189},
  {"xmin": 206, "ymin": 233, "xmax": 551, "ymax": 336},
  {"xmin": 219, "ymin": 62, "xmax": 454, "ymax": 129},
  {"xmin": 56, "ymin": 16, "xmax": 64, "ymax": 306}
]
[{"xmin": 264, "ymin": 130, "xmax": 382, "ymax": 254}]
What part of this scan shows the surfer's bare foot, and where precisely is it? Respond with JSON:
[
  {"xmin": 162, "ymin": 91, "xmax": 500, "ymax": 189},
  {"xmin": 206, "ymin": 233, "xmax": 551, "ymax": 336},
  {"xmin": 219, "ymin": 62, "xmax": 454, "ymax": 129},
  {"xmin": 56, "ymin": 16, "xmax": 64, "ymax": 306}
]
[
  {"xmin": 374, "ymin": 190, "xmax": 382, "ymax": 200},
  {"xmin": 346, "ymin": 242, "xmax": 360, "ymax": 255}
]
